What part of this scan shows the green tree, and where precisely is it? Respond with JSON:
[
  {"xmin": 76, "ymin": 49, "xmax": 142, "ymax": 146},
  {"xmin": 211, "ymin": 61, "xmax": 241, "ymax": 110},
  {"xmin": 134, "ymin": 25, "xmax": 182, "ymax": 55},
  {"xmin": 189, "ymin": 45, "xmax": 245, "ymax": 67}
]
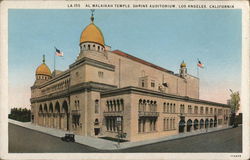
[{"xmin": 230, "ymin": 91, "xmax": 240, "ymax": 113}]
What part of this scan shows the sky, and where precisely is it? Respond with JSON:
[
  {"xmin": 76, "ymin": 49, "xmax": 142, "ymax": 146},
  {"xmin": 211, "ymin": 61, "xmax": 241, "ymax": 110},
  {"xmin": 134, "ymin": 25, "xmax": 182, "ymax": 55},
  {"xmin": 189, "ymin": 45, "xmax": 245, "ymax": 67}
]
[{"xmin": 8, "ymin": 9, "xmax": 242, "ymax": 109}]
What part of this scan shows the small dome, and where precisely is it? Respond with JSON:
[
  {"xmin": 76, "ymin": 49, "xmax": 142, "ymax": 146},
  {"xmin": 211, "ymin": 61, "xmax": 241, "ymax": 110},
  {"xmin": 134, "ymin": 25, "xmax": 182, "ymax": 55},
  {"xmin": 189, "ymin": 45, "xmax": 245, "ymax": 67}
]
[
  {"xmin": 36, "ymin": 63, "xmax": 52, "ymax": 76},
  {"xmin": 180, "ymin": 61, "xmax": 186, "ymax": 68},
  {"xmin": 80, "ymin": 16, "xmax": 105, "ymax": 46}
]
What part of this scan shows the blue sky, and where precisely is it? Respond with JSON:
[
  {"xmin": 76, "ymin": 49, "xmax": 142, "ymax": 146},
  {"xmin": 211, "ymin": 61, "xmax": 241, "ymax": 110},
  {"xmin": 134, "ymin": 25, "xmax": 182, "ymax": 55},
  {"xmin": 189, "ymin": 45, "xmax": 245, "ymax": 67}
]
[{"xmin": 8, "ymin": 9, "xmax": 242, "ymax": 108}]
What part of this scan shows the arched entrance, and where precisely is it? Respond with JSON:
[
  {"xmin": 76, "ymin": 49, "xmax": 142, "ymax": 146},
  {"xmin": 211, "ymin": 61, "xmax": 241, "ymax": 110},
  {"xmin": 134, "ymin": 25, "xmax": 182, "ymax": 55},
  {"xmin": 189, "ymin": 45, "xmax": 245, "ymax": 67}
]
[
  {"xmin": 179, "ymin": 120, "xmax": 185, "ymax": 133},
  {"xmin": 55, "ymin": 101, "xmax": 61, "ymax": 129},
  {"xmin": 210, "ymin": 119, "xmax": 213, "ymax": 128},
  {"xmin": 200, "ymin": 119, "xmax": 204, "ymax": 129},
  {"xmin": 194, "ymin": 119, "xmax": 199, "ymax": 130},
  {"xmin": 214, "ymin": 116, "xmax": 217, "ymax": 127},
  {"xmin": 94, "ymin": 118, "xmax": 100, "ymax": 136},
  {"xmin": 49, "ymin": 103, "xmax": 53, "ymax": 128},
  {"xmin": 205, "ymin": 119, "xmax": 209, "ymax": 128},
  {"xmin": 44, "ymin": 104, "xmax": 48, "ymax": 126},
  {"xmin": 39, "ymin": 105, "xmax": 43, "ymax": 125},
  {"xmin": 62, "ymin": 100, "xmax": 69, "ymax": 131},
  {"xmin": 187, "ymin": 119, "xmax": 192, "ymax": 132}
]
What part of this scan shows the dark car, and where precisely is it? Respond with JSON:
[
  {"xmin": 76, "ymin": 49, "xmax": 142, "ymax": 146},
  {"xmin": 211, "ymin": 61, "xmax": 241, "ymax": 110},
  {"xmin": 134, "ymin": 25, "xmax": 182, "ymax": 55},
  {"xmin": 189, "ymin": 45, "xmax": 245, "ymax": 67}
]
[
  {"xmin": 61, "ymin": 134, "xmax": 75, "ymax": 142},
  {"xmin": 233, "ymin": 122, "xmax": 238, "ymax": 128}
]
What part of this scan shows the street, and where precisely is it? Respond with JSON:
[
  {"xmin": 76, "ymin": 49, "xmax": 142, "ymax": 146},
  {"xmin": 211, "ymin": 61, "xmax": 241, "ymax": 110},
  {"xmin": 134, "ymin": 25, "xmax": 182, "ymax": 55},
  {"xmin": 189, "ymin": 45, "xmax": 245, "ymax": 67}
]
[
  {"xmin": 9, "ymin": 123, "xmax": 242, "ymax": 153},
  {"xmin": 120, "ymin": 126, "xmax": 242, "ymax": 152},
  {"xmin": 9, "ymin": 123, "xmax": 100, "ymax": 153}
]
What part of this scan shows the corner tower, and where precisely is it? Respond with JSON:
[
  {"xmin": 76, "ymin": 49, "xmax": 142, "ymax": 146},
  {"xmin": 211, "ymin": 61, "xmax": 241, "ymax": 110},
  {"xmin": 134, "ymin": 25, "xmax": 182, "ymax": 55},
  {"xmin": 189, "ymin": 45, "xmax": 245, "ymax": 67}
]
[{"xmin": 180, "ymin": 61, "xmax": 187, "ymax": 78}]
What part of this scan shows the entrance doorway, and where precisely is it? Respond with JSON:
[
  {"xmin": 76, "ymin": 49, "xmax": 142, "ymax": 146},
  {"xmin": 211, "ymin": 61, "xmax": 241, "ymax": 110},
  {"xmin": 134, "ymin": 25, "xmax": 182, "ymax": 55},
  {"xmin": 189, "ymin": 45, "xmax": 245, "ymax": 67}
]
[
  {"xmin": 179, "ymin": 120, "xmax": 185, "ymax": 133},
  {"xmin": 186, "ymin": 119, "xmax": 192, "ymax": 132},
  {"xmin": 94, "ymin": 128, "xmax": 100, "ymax": 135}
]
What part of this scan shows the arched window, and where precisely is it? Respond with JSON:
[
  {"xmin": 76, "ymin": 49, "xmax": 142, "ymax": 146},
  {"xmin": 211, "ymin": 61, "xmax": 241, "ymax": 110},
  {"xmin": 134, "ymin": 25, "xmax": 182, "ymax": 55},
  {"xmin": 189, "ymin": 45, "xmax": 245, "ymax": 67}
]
[
  {"xmin": 106, "ymin": 101, "xmax": 110, "ymax": 112},
  {"xmin": 120, "ymin": 99, "xmax": 124, "ymax": 111},
  {"xmin": 95, "ymin": 100, "xmax": 99, "ymax": 114},
  {"xmin": 94, "ymin": 118, "xmax": 99, "ymax": 125},
  {"xmin": 88, "ymin": 44, "xmax": 90, "ymax": 50},
  {"xmin": 170, "ymin": 103, "xmax": 172, "ymax": 113},
  {"xmin": 167, "ymin": 103, "xmax": 169, "ymax": 113}
]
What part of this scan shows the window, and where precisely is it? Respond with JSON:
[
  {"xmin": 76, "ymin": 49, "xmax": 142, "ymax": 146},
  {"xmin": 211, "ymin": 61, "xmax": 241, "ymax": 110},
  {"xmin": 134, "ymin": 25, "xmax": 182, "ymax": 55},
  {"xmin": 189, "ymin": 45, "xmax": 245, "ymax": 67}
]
[
  {"xmin": 167, "ymin": 119, "xmax": 169, "ymax": 130},
  {"xmin": 169, "ymin": 103, "xmax": 173, "ymax": 113},
  {"xmin": 88, "ymin": 45, "xmax": 90, "ymax": 50},
  {"xmin": 218, "ymin": 109, "xmax": 222, "ymax": 115},
  {"xmin": 75, "ymin": 100, "xmax": 80, "ymax": 110},
  {"xmin": 205, "ymin": 107, "xmax": 208, "ymax": 114},
  {"xmin": 173, "ymin": 104, "xmax": 175, "ymax": 113},
  {"xmin": 200, "ymin": 107, "xmax": 204, "ymax": 114},
  {"xmin": 210, "ymin": 108, "xmax": 213, "ymax": 114},
  {"xmin": 151, "ymin": 81, "xmax": 155, "ymax": 88},
  {"xmin": 98, "ymin": 71, "xmax": 104, "ymax": 78},
  {"xmin": 94, "ymin": 119, "xmax": 99, "ymax": 125},
  {"xmin": 180, "ymin": 104, "xmax": 185, "ymax": 114},
  {"xmin": 141, "ymin": 80, "xmax": 145, "ymax": 87},
  {"xmin": 98, "ymin": 46, "xmax": 100, "ymax": 51},
  {"xmin": 194, "ymin": 106, "xmax": 198, "ymax": 114},
  {"xmin": 163, "ymin": 103, "xmax": 166, "ymax": 112},
  {"xmin": 95, "ymin": 100, "xmax": 99, "ymax": 113},
  {"xmin": 188, "ymin": 105, "xmax": 192, "ymax": 114}
]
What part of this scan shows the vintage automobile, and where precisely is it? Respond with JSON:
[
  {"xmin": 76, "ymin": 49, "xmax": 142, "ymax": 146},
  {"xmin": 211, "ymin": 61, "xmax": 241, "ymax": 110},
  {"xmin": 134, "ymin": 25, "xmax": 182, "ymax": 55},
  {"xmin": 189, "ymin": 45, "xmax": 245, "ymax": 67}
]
[{"xmin": 61, "ymin": 133, "xmax": 75, "ymax": 142}]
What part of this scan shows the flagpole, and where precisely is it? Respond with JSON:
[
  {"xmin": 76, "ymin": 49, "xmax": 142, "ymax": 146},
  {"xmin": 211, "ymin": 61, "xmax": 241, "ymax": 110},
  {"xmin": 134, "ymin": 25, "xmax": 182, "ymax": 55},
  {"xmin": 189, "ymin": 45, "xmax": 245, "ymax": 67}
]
[
  {"xmin": 54, "ymin": 49, "xmax": 56, "ymax": 73},
  {"xmin": 197, "ymin": 65, "xmax": 200, "ymax": 99}
]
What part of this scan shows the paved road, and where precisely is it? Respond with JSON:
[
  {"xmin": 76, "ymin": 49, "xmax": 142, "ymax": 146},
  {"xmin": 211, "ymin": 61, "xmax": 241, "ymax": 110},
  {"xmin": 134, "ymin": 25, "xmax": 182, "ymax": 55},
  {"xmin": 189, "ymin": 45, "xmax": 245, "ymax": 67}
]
[
  {"xmin": 9, "ymin": 123, "xmax": 242, "ymax": 153},
  {"xmin": 119, "ymin": 127, "xmax": 242, "ymax": 153},
  {"xmin": 9, "ymin": 123, "xmax": 100, "ymax": 153}
]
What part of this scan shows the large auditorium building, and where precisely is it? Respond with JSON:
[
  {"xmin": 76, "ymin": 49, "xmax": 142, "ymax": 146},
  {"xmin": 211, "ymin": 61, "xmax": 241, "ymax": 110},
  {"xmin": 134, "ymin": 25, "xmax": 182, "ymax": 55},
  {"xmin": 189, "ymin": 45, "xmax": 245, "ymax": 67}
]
[{"xmin": 30, "ymin": 13, "xmax": 230, "ymax": 142}]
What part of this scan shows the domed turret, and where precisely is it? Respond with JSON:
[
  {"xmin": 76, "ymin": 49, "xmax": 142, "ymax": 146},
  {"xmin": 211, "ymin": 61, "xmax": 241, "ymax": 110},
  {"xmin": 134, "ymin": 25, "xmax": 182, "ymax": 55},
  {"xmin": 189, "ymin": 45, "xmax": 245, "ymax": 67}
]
[
  {"xmin": 79, "ymin": 10, "xmax": 105, "ymax": 52},
  {"xmin": 180, "ymin": 61, "xmax": 186, "ymax": 68},
  {"xmin": 179, "ymin": 61, "xmax": 187, "ymax": 78},
  {"xmin": 35, "ymin": 55, "xmax": 51, "ymax": 81}
]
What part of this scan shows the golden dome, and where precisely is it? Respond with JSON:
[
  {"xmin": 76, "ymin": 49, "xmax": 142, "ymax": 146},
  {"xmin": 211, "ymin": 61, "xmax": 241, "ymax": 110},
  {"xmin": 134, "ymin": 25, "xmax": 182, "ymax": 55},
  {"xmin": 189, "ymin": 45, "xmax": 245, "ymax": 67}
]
[
  {"xmin": 80, "ymin": 22, "xmax": 105, "ymax": 46},
  {"xmin": 180, "ymin": 61, "xmax": 186, "ymax": 68},
  {"xmin": 36, "ymin": 63, "xmax": 52, "ymax": 76},
  {"xmin": 36, "ymin": 55, "xmax": 51, "ymax": 76}
]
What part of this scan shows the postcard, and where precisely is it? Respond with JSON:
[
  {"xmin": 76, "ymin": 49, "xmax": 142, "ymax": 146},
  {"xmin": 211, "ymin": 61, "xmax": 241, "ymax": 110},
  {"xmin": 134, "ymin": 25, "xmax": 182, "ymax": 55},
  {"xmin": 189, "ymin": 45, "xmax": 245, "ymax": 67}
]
[{"xmin": 0, "ymin": 0, "xmax": 249, "ymax": 160}]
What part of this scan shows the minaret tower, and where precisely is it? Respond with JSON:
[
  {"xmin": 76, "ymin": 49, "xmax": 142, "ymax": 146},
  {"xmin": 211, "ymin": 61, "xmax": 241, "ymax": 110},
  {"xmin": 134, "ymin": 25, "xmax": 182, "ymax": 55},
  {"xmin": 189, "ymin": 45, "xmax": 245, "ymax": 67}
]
[
  {"xmin": 79, "ymin": 10, "xmax": 105, "ymax": 53},
  {"xmin": 35, "ymin": 55, "xmax": 52, "ymax": 85},
  {"xmin": 180, "ymin": 61, "xmax": 187, "ymax": 78}
]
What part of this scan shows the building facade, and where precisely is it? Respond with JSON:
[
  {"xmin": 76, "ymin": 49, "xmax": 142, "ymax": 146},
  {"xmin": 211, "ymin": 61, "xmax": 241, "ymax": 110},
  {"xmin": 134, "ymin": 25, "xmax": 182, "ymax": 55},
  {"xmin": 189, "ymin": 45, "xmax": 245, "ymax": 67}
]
[{"xmin": 30, "ymin": 14, "xmax": 230, "ymax": 142}]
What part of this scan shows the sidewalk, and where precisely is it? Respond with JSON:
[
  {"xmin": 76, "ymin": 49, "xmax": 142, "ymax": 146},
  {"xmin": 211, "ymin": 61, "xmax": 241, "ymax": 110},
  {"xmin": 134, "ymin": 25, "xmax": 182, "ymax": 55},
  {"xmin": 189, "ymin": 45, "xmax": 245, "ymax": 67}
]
[{"xmin": 9, "ymin": 119, "xmax": 231, "ymax": 150}]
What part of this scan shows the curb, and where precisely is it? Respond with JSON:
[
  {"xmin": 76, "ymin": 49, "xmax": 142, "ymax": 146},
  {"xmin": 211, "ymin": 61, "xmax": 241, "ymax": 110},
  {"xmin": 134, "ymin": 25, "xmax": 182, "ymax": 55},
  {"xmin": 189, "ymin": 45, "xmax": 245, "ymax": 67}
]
[{"xmin": 8, "ymin": 119, "xmax": 233, "ymax": 150}]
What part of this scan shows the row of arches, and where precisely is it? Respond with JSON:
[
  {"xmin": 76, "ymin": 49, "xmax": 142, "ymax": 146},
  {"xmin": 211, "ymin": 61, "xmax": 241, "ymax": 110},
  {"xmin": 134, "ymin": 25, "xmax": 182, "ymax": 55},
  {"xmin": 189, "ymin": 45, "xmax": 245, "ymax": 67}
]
[
  {"xmin": 37, "ymin": 100, "xmax": 69, "ymax": 131},
  {"xmin": 39, "ymin": 100, "xmax": 68, "ymax": 113},
  {"xmin": 138, "ymin": 99, "xmax": 157, "ymax": 112},
  {"xmin": 106, "ymin": 99, "xmax": 124, "ymax": 112},
  {"xmin": 179, "ymin": 118, "xmax": 217, "ymax": 133}
]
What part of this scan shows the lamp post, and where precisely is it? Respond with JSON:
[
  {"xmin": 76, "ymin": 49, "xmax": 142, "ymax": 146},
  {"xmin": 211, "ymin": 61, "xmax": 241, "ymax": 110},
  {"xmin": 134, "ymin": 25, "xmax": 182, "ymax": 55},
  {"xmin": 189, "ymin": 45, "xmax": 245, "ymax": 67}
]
[{"xmin": 116, "ymin": 116, "xmax": 122, "ymax": 148}]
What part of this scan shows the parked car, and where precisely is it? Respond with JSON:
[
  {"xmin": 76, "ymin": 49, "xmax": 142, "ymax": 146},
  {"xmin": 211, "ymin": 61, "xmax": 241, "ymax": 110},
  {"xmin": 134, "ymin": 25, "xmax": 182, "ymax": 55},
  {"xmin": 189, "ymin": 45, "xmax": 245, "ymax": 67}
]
[
  {"xmin": 233, "ymin": 122, "xmax": 238, "ymax": 128},
  {"xmin": 61, "ymin": 134, "xmax": 75, "ymax": 142}
]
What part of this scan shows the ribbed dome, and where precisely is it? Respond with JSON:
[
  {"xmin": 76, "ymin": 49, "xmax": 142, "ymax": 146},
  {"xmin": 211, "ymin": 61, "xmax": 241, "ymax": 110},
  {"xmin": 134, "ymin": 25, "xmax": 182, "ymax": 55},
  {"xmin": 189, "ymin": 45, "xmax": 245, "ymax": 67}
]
[
  {"xmin": 80, "ymin": 23, "xmax": 105, "ymax": 47},
  {"xmin": 36, "ymin": 63, "xmax": 51, "ymax": 76}
]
